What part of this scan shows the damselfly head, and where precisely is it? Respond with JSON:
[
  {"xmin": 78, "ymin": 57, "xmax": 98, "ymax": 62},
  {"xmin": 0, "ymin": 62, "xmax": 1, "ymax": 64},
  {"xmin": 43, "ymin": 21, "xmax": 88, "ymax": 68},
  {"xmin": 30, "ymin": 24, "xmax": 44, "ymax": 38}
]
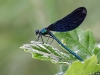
[{"xmin": 35, "ymin": 30, "xmax": 39, "ymax": 35}]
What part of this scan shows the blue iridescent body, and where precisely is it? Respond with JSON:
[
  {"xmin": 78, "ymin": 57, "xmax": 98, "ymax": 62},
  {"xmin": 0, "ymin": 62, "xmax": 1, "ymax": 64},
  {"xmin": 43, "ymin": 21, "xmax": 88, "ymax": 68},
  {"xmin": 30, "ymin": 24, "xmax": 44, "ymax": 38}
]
[{"xmin": 35, "ymin": 7, "xmax": 87, "ymax": 61}]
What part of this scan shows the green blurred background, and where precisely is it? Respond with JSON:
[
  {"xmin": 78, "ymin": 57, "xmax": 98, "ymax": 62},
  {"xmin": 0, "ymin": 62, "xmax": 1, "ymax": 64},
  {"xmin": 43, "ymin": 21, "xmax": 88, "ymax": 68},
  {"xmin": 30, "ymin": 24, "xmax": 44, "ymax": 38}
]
[{"xmin": 0, "ymin": 0, "xmax": 100, "ymax": 75}]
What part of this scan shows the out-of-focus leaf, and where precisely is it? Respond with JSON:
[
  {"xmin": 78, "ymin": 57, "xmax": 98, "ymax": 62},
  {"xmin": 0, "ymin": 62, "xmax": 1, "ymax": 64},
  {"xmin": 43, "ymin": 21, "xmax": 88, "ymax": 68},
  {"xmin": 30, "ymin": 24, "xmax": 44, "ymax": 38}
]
[{"xmin": 65, "ymin": 55, "xmax": 100, "ymax": 75}]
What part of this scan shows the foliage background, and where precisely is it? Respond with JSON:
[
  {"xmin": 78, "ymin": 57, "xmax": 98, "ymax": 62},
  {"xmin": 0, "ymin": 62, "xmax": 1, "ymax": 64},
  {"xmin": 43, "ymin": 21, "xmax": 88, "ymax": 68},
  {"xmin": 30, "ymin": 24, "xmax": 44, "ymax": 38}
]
[{"xmin": 0, "ymin": 0, "xmax": 100, "ymax": 75}]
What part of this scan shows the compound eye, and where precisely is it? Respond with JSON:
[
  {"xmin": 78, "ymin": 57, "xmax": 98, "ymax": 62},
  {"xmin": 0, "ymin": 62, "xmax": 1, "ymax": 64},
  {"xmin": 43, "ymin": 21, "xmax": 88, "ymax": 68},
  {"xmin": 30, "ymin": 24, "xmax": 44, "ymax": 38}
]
[{"xmin": 35, "ymin": 30, "xmax": 39, "ymax": 35}]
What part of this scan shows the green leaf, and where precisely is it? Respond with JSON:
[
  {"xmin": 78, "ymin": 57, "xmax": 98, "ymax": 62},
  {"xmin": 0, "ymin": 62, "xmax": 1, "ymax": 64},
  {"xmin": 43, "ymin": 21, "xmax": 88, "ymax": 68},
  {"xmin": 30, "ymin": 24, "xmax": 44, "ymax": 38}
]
[
  {"xmin": 93, "ymin": 43, "xmax": 100, "ymax": 63},
  {"xmin": 20, "ymin": 28, "xmax": 100, "ymax": 75},
  {"xmin": 64, "ymin": 55, "xmax": 100, "ymax": 75},
  {"xmin": 20, "ymin": 41, "xmax": 72, "ymax": 64},
  {"xmin": 54, "ymin": 28, "xmax": 95, "ymax": 60}
]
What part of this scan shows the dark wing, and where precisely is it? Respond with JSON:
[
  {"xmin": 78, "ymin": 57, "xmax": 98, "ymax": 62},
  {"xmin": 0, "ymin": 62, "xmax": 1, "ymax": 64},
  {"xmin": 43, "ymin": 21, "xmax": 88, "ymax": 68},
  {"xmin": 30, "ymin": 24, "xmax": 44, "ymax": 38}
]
[{"xmin": 47, "ymin": 7, "xmax": 87, "ymax": 32}]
